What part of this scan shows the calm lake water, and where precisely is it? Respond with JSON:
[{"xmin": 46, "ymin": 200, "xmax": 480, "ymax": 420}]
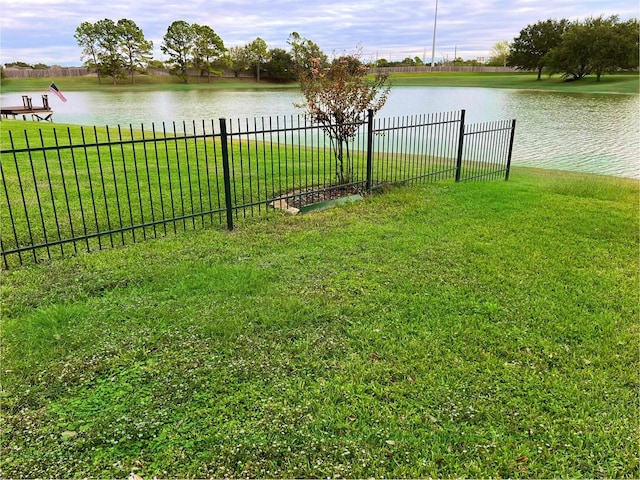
[{"xmin": 2, "ymin": 87, "xmax": 638, "ymax": 179}]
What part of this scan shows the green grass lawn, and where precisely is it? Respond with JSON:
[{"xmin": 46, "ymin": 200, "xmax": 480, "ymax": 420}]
[
  {"xmin": 1, "ymin": 167, "xmax": 638, "ymax": 478},
  {"xmin": 2, "ymin": 71, "xmax": 638, "ymax": 94},
  {"xmin": 0, "ymin": 119, "xmax": 463, "ymax": 266}
]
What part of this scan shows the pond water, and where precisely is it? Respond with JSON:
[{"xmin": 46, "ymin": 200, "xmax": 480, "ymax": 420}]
[{"xmin": 2, "ymin": 86, "xmax": 638, "ymax": 179}]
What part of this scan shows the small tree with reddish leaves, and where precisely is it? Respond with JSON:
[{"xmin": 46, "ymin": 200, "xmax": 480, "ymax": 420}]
[{"xmin": 297, "ymin": 51, "xmax": 390, "ymax": 185}]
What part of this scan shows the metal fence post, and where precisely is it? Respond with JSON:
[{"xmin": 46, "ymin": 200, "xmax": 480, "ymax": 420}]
[
  {"xmin": 218, "ymin": 118, "xmax": 234, "ymax": 231},
  {"xmin": 455, "ymin": 109, "xmax": 466, "ymax": 182},
  {"xmin": 505, "ymin": 119, "xmax": 516, "ymax": 181},
  {"xmin": 365, "ymin": 109, "xmax": 374, "ymax": 191}
]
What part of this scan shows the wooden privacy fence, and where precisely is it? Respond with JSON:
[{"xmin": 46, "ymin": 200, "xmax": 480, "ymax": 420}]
[
  {"xmin": 0, "ymin": 109, "xmax": 515, "ymax": 267},
  {"xmin": 3, "ymin": 67, "xmax": 92, "ymax": 78},
  {"xmin": 3, "ymin": 65, "xmax": 519, "ymax": 79}
]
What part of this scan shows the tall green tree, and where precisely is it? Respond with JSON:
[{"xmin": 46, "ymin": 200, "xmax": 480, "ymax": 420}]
[
  {"xmin": 616, "ymin": 18, "xmax": 640, "ymax": 71},
  {"xmin": 246, "ymin": 37, "xmax": 268, "ymax": 82},
  {"xmin": 546, "ymin": 15, "xmax": 639, "ymax": 81},
  {"xmin": 546, "ymin": 20, "xmax": 591, "ymax": 80},
  {"xmin": 507, "ymin": 19, "xmax": 569, "ymax": 79},
  {"xmin": 74, "ymin": 21, "xmax": 103, "ymax": 83},
  {"xmin": 226, "ymin": 46, "xmax": 250, "ymax": 77},
  {"xmin": 76, "ymin": 19, "xmax": 152, "ymax": 84},
  {"xmin": 192, "ymin": 24, "xmax": 225, "ymax": 83},
  {"xmin": 287, "ymin": 32, "xmax": 328, "ymax": 80},
  {"xmin": 117, "ymin": 19, "xmax": 153, "ymax": 84},
  {"xmin": 297, "ymin": 49, "xmax": 390, "ymax": 184},
  {"xmin": 94, "ymin": 18, "xmax": 124, "ymax": 85},
  {"xmin": 161, "ymin": 20, "xmax": 195, "ymax": 83},
  {"xmin": 583, "ymin": 16, "xmax": 624, "ymax": 81},
  {"xmin": 487, "ymin": 40, "xmax": 510, "ymax": 67},
  {"xmin": 584, "ymin": 16, "xmax": 639, "ymax": 80},
  {"xmin": 263, "ymin": 48, "xmax": 295, "ymax": 81}
]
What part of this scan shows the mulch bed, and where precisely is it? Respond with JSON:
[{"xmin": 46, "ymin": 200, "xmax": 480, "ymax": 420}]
[{"xmin": 285, "ymin": 185, "xmax": 364, "ymax": 209}]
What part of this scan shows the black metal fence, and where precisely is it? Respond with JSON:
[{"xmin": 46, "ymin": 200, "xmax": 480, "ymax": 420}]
[{"xmin": 1, "ymin": 109, "xmax": 515, "ymax": 267}]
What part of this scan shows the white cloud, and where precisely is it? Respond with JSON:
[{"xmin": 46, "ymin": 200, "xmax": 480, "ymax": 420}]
[{"xmin": 0, "ymin": 0, "xmax": 637, "ymax": 65}]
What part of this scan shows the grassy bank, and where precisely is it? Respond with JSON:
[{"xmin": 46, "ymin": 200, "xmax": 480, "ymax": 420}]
[
  {"xmin": 389, "ymin": 72, "xmax": 640, "ymax": 95},
  {"xmin": 1, "ymin": 167, "xmax": 638, "ymax": 478},
  {"xmin": 2, "ymin": 72, "xmax": 638, "ymax": 94},
  {"xmin": 0, "ymin": 75, "xmax": 296, "ymax": 93}
]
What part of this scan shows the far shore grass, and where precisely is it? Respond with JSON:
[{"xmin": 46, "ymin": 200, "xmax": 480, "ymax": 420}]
[
  {"xmin": 390, "ymin": 71, "xmax": 640, "ymax": 94},
  {"xmin": 1, "ymin": 166, "xmax": 638, "ymax": 478},
  {"xmin": 2, "ymin": 71, "xmax": 638, "ymax": 95}
]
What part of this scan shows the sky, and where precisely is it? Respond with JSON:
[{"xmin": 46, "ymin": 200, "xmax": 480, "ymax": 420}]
[{"xmin": 0, "ymin": 0, "xmax": 637, "ymax": 67}]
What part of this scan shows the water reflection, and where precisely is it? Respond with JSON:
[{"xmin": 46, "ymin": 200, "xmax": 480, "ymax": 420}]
[
  {"xmin": 381, "ymin": 87, "xmax": 639, "ymax": 179},
  {"xmin": 1, "ymin": 87, "xmax": 638, "ymax": 178},
  {"xmin": 507, "ymin": 91, "xmax": 639, "ymax": 179}
]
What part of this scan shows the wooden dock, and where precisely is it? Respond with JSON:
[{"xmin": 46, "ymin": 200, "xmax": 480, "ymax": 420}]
[{"xmin": 1, "ymin": 95, "xmax": 53, "ymax": 121}]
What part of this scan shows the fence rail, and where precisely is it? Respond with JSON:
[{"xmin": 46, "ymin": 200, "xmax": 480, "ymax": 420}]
[{"xmin": 1, "ymin": 109, "xmax": 515, "ymax": 267}]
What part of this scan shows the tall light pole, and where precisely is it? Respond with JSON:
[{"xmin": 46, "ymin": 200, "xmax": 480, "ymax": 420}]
[{"xmin": 430, "ymin": 0, "xmax": 439, "ymax": 68}]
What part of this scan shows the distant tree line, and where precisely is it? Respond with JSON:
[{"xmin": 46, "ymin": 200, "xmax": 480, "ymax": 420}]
[
  {"xmin": 373, "ymin": 57, "xmax": 487, "ymax": 68},
  {"xmin": 4, "ymin": 61, "xmax": 52, "ymax": 69},
  {"xmin": 6, "ymin": 14, "xmax": 637, "ymax": 84},
  {"xmin": 507, "ymin": 15, "xmax": 639, "ymax": 81},
  {"xmin": 71, "ymin": 19, "xmax": 333, "ymax": 84}
]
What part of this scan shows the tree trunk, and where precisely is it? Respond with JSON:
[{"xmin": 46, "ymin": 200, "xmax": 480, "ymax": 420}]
[
  {"xmin": 93, "ymin": 55, "xmax": 102, "ymax": 84},
  {"xmin": 344, "ymin": 142, "xmax": 352, "ymax": 183},
  {"xmin": 336, "ymin": 141, "xmax": 344, "ymax": 184}
]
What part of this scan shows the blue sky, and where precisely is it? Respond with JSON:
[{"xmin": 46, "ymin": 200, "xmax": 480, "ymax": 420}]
[{"xmin": 0, "ymin": 0, "xmax": 637, "ymax": 66}]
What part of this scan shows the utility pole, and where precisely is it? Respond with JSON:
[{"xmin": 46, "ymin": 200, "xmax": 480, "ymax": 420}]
[{"xmin": 430, "ymin": 0, "xmax": 439, "ymax": 67}]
